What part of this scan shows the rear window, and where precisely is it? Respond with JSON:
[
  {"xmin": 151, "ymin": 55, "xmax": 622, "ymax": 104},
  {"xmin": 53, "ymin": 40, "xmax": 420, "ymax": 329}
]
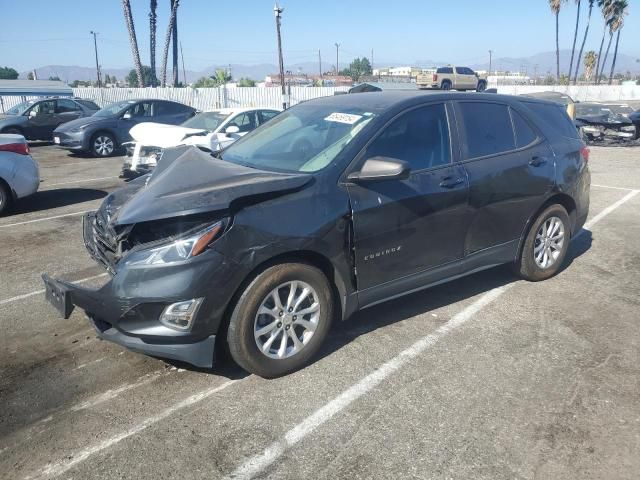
[
  {"xmin": 76, "ymin": 99, "xmax": 100, "ymax": 110},
  {"xmin": 437, "ymin": 67, "xmax": 453, "ymax": 74},
  {"xmin": 459, "ymin": 102, "xmax": 516, "ymax": 159},
  {"xmin": 511, "ymin": 109, "xmax": 537, "ymax": 148},
  {"xmin": 522, "ymin": 102, "xmax": 579, "ymax": 139}
]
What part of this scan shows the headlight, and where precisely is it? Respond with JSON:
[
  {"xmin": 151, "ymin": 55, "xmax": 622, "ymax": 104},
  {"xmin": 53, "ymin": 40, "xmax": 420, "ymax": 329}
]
[
  {"xmin": 621, "ymin": 126, "xmax": 636, "ymax": 132},
  {"xmin": 122, "ymin": 222, "xmax": 224, "ymax": 267},
  {"xmin": 70, "ymin": 124, "xmax": 90, "ymax": 133},
  {"xmin": 582, "ymin": 126, "xmax": 601, "ymax": 134}
]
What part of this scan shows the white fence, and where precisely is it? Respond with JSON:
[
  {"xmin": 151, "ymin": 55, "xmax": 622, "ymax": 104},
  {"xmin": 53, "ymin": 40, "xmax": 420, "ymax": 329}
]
[{"xmin": 2, "ymin": 84, "xmax": 640, "ymax": 113}]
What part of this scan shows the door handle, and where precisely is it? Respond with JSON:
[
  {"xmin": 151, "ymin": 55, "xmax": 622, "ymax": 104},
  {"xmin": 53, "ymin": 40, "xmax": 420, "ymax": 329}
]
[
  {"xmin": 439, "ymin": 177, "xmax": 465, "ymax": 189},
  {"xmin": 529, "ymin": 157, "xmax": 547, "ymax": 167}
]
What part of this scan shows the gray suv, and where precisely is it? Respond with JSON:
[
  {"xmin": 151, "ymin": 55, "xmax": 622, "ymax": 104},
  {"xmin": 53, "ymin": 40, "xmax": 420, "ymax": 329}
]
[{"xmin": 0, "ymin": 98, "xmax": 99, "ymax": 140}]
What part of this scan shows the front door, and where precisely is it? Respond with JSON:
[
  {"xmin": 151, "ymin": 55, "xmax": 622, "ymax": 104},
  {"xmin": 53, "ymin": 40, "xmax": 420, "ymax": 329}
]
[
  {"xmin": 347, "ymin": 103, "xmax": 469, "ymax": 293},
  {"xmin": 24, "ymin": 100, "xmax": 56, "ymax": 139}
]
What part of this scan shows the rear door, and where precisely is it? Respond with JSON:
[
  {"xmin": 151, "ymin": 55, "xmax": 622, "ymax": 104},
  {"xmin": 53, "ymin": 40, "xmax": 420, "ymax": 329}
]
[
  {"xmin": 347, "ymin": 102, "xmax": 469, "ymax": 293},
  {"xmin": 154, "ymin": 101, "xmax": 194, "ymax": 125},
  {"xmin": 24, "ymin": 100, "xmax": 57, "ymax": 139},
  {"xmin": 258, "ymin": 110, "xmax": 280, "ymax": 125},
  {"xmin": 454, "ymin": 100, "xmax": 555, "ymax": 254},
  {"xmin": 455, "ymin": 67, "xmax": 473, "ymax": 90},
  {"xmin": 54, "ymin": 99, "xmax": 83, "ymax": 129}
]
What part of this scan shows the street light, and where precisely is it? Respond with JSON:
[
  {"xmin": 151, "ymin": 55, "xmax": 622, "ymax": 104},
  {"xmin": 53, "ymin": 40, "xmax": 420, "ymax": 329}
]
[
  {"xmin": 274, "ymin": 3, "xmax": 287, "ymax": 109},
  {"xmin": 90, "ymin": 31, "xmax": 102, "ymax": 88}
]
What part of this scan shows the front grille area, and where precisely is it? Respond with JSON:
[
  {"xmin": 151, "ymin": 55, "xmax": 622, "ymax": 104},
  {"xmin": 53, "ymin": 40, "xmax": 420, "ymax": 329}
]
[{"xmin": 83, "ymin": 210, "xmax": 119, "ymax": 273}]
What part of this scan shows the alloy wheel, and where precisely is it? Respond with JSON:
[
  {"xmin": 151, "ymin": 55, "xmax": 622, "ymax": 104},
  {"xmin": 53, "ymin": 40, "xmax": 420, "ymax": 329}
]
[
  {"xmin": 254, "ymin": 280, "xmax": 320, "ymax": 359},
  {"xmin": 533, "ymin": 216, "xmax": 565, "ymax": 269},
  {"xmin": 94, "ymin": 136, "xmax": 114, "ymax": 156}
]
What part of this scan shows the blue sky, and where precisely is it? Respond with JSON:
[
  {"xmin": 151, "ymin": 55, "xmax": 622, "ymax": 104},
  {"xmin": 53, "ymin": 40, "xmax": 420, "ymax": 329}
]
[{"xmin": 0, "ymin": 0, "xmax": 638, "ymax": 71}]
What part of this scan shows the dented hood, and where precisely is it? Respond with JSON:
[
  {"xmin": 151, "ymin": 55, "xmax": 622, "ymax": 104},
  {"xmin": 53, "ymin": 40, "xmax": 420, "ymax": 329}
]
[
  {"xmin": 110, "ymin": 145, "xmax": 312, "ymax": 225},
  {"xmin": 129, "ymin": 122, "xmax": 209, "ymax": 148}
]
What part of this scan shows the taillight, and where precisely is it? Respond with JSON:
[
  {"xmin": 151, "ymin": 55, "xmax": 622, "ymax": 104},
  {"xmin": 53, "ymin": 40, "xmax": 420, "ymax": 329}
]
[
  {"xmin": 0, "ymin": 143, "xmax": 30, "ymax": 155},
  {"xmin": 580, "ymin": 146, "xmax": 590, "ymax": 163},
  {"xmin": 433, "ymin": 74, "xmax": 438, "ymax": 82}
]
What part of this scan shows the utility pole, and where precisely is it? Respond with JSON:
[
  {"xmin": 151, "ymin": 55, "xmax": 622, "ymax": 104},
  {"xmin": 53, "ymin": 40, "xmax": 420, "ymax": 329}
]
[
  {"xmin": 90, "ymin": 31, "xmax": 102, "ymax": 88},
  {"xmin": 371, "ymin": 48, "xmax": 374, "ymax": 71},
  {"xmin": 180, "ymin": 41, "xmax": 187, "ymax": 86},
  {"xmin": 274, "ymin": 3, "xmax": 286, "ymax": 109},
  {"xmin": 318, "ymin": 49, "xmax": 322, "ymax": 83},
  {"xmin": 488, "ymin": 49, "xmax": 493, "ymax": 75},
  {"xmin": 335, "ymin": 43, "xmax": 340, "ymax": 75},
  {"xmin": 533, "ymin": 64, "xmax": 539, "ymax": 85}
]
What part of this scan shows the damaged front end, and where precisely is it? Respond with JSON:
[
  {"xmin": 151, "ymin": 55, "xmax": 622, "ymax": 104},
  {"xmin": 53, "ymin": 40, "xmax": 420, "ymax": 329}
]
[
  {"xmin": 43, "ymin": 145, "xmax": 312, "ymax": 368},
  {"xmin": 576, "ymin": 103, "xmax": 639, "ymax": 146}
]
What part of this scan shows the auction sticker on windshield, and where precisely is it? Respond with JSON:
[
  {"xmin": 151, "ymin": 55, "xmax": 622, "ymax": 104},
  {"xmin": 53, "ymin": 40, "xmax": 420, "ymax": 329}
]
[{"xmin": 324, "ymin": 112, "xmax": 363, "ymax": 124}]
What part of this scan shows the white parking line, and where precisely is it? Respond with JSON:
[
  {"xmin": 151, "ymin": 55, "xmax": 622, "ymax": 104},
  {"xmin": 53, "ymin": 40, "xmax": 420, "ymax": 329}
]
[
  {"xmin": 42, "ymin": 176, "xmax": 119, "ymax": 188},
  {"xmin": 592, "ymin": 184, "xmax": 638, "ymax": 192},
  {"xmin": 0, "ymin": 273, "xmax": 108, "ymax": 306},
  {"xmin": 24, "ymin": 190, "xmax": 640, "ymax": 480},
  {"xmin": 28, "ymin": 380, "xmax": 239, "ymax": 480},
  {"xmin": 0, "ymin": 210, "xmax": 89, "ymax": 229},
  {"xmin": 225, "ymin": 189, "xmax": 640, "ymax": 480}
]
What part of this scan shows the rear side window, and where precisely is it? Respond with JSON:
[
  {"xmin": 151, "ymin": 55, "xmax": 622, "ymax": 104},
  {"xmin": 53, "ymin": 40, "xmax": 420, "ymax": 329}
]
[
  {"xmin": 155, "ymin": 102, "xmax": 187, "ymax": 115},
  {"xmin": 437, "ymin": 67, "xmax": 453, "ymax": 74},
  {"xmin": 458, "ymin": 102, "xmax": 515, "ymax": 159},
  {"xmin": 76, "ymin": 99, "xmax": 100, "ymax": 110},
  {"xmin": 455, "ymin": 67, "xmax": 465, "ymax": 74},
  {"xmin": 364, "ymin": 103, "xmax": 451, "ymax": 171},
  {"xmin": 56, "ymin": 99, "xmax": 79, "ymax": 113},
  {"xmin": 511, "ymin": 109, "xmax": 537, "ymax": 148},
  {"xmin": 522, "ymin": 102, "xmax": 579, "ymax": 139}
]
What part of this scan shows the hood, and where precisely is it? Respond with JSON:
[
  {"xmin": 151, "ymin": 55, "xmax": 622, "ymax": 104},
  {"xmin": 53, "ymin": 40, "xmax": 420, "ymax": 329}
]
[
  {"xmin": 576, "ymin": 112, "xmax": 633, "ymax": 127},
  {"xmin": 108, "ymin": 145, "xmax": 312, "ymax": 226},
  {"xmin": 129, "ymin": 122, "xmax": 208, "ymax": 148},
  {"xmin": 55, "ymin": 115, "xmax": 111, "ymax": 132}
]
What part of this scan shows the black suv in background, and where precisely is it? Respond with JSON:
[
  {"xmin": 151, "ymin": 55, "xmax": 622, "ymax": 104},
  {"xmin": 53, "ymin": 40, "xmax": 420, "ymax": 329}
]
[
  {"xmin": 0, "ymin": 97, "xmax": 99, "ymax": 140},
  {"xmin": 53, "ymin": 99, "xmax": 196, "ymax": 157},
  {"xmin": 43, "ymin": 92, "xmax": 590, "ymax": 377}
]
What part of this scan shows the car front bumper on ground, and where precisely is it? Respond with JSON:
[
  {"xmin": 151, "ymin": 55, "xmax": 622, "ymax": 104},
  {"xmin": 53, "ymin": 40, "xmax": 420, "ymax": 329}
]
[
  {"xmin": 41, "ymin": 213, "xmax": 245, "ymax": 368},
  {"xmin": 53, "ymin": 131, "xmax": 88, "ymax": 150}
]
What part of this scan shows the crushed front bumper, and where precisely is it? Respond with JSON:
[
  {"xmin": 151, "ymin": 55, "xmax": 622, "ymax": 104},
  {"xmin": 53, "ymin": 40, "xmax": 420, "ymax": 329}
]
[{"xmin": 42, "ymin": 273, "xmax": 216, "ymax": 368}]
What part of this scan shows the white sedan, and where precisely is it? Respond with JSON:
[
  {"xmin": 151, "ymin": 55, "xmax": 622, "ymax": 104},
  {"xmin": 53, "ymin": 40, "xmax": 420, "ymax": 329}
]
[
  {"xmin": 121, "ymin": 107, "xmax": 281, "ymax": 178},
  {"xmin": 0, "ymin": 134, "xmax": 39, "ymax": 215}
]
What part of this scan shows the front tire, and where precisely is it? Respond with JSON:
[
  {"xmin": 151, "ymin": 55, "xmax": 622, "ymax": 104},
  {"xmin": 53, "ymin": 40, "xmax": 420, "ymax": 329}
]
[
  {"xmin": 515, "ymin": 204, "xmax": 570, "ymax": 281},
  {"xmin": 0, "ymin": 181, "xmax": 13, "ymax": 216},
  {"xmin": 91, "ymin": 132, "xmax": 116, "ymax": 157},
  {"xmin": 227, "ymin": 263, "xmax": 334, "ymax": 378}
]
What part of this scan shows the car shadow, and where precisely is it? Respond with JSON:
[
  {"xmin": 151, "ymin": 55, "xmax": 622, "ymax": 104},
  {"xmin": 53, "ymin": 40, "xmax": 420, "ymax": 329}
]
[
  {"xmin": 28, "ymin": 141, "xmax": 54, "ymax": 148},
  {"xmin": 9, "ymin": 188, "xmax": 108, "ymax": 216}
]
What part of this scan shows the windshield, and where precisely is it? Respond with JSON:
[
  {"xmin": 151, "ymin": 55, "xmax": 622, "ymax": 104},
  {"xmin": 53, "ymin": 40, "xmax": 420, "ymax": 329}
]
[
  {"xmin": 605, "ymin": 104, "xmax": 635, "ymax": 115},
  {"xmin": 6, "ymin": 101, "xmax": 33, "ymax": 115},
  {"xmin": 181, "ymin": 112, "xmax": 228, "ymax": 131},
  {"xmin": 221, "ymin": 105, "xmax": 376, "ymax": 173},
  {"xmin": 94, "ymin": 100, "xmax": 134, "ymax": 117},
  {"xmin": 577, "ymin": 104, "xmax": 614, "ymax": 116}
]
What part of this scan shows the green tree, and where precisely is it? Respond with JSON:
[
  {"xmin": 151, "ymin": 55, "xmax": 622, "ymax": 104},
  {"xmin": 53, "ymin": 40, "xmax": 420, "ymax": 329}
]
[
  {"xmin": 48, "ymin": 76, "xmax": 61, "ymax": 81},
  {"xmin": 161, "ymin": 0, "xmax": 180, "ymax": 86},
  {"xmin": 27, "ymin": 71, "xmax": 35, "ymax": 80},
  {"xmin": 193, "ymin": 76, "xmax": 217, "ymax": 87},
  {"xmin": 193, "ymin": 69, "xmax": 232, "ymax": 88},
  {"xmin": 583, "ymin": 50, "xmax": 598, "ymax": 82},
  {"xmin": 595, "ymin": 0, "xmax": 614, "ymax": 84},
  {"xmin": 122, "ymin": 0, "xmax": 145, "ymax": 86},
  {"xmin": 607, "ymin": 0, "xmax": 628, "ymax": 84},
  {"xmin": 149, "ymin": 0, "xmax": 158, "ymax": 87},
  {"xmin": 237, "ymin": 77, "xmax": 256, "ymax": 87},
  {"xmin": 127, "ymin": 65, "xmax": 155, "ymax": 86},
  {"xmin": 340, "ymin": 57, "xmax": 372, "ymax": 82},
  {"xmin": 0, "ymin": 66, "xmax": 19, "ymax": 79}
]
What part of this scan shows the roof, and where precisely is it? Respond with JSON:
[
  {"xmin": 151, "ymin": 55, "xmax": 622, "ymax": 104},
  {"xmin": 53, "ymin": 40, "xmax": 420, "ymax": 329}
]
[
  {"xmin": 348, "ymin": 82, "xmax": 419, "ymax": 93},
  {"xmin": 206, "ymin": 107, "xmax": 281, "ymax": 114},
  {"xmin": 0, "ymin": 80, "xmax": 73, "ymax": 97},
  {"xmin": 299, "ymin": 91, "xmax": 545, "ymax": 113}
]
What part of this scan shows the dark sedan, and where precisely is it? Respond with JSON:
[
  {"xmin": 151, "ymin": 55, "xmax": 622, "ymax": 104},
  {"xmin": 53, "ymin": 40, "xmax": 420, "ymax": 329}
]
[
  {"xmin": 53, "ymin": 99, "xmax": 196, "ymax": 157},
  {"xmin": 0, "ymin": 98, "xmax": 99, "ymax": 140}
]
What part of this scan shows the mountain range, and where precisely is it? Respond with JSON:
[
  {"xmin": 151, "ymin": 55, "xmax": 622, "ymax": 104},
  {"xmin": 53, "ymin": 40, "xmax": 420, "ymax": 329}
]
[{"xmin": 20, "ymin": 50, "xmax": 639, "ymax": 83}]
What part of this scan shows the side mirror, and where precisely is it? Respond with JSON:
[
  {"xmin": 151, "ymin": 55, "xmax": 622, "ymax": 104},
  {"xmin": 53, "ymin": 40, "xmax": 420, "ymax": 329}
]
[
  {"xmin": 347, "ymin": 156, "xmax": 411, "ymax": 183},
  {"xmin": 225, "ymin": 125, "xmax": 240, "ymax": 135},
  {"xmin": 122, "ymin": 111, "xmax": 132, "ymax": 120},
  {"xmin": 29, "ymin": 110, "xmax": 37, "ymax": 118}
]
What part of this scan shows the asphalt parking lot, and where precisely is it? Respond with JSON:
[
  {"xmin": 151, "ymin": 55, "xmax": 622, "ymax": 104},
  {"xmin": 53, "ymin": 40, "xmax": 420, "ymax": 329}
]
[{"xmin": 0, "ymin": 144, "xmax": 638, "ymax": 480}]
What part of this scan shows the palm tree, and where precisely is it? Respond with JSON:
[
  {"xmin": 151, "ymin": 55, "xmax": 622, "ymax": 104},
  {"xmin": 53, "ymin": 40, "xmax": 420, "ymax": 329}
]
[
  {"xmin": 122, "ymin": 0, "xmax": 145, "ymax": 87},
  {"xmin": 608, "ymin": 0, "xmax": 629, "ymax": 85},
  {"xmin": 149, "ymin": 0, "xmax": 158, "ymax": 87},
  {"xmin": 594, "ymin": 0, "xmax": 614, "ymax": 84},
  {"xmin": 573, "ymin": 0, "xmax": 595, "ymax": 84},
  {"xmin": 549, "ymin": 0, "xmax": 567, "ymax": 81},
  {"xmin": 161, "ymin": 0, "xmax": 179, "ymax": 87},
  {"xmin": 568, "ymin": 0, "xmax": 582, "ymax": 83},
  {"xmin": 598, "ymin": 12, "xmax": 618, "ymax": 83},
  {"xmin": 583, "ymin": 50, "xmax": 598, "ymax": 82}
]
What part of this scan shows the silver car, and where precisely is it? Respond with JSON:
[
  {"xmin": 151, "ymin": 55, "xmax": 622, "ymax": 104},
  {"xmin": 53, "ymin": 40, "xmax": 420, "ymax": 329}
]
[{"xmin": 0, "ymin": 134, "xmax": 39, "ymax": 215}]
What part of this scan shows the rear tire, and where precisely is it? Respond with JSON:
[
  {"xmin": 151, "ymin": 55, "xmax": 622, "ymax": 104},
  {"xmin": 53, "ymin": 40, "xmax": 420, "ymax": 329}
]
[
  {"xmin": 514, "ymin": 205, "xmax": 570, "ymax": 281},
  {"xmin": 0, "ymin": 180, "xmax": 13, "ymax": 216},
  {"xmin": 227, "ymin": 263, "xmax": 333, "ymax": 378},
  {"xmin": 476, "ymin": 81, "xmax": 487, "ymax": 92},
  {"xmin": 441, "ymin": 80, "xmax": 452, "ymax": 91}
]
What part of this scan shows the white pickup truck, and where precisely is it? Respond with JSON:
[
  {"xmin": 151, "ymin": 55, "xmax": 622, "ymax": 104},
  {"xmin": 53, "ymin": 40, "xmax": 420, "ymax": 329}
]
[{"xmin": 417, "ymin": 66, "xmax": 487, "ymax": 92}]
